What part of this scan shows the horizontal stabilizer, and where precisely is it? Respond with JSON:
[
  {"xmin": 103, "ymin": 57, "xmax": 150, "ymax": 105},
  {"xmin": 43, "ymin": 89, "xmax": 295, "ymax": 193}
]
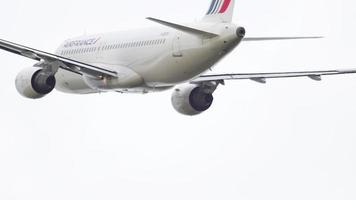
[
  {"xmin": 146, "ymin": 17, "xmax": 219, "ymax": 38},
  {"xmin": 243, "ymin": 36, "xmax": 323, "ymax": 42}
]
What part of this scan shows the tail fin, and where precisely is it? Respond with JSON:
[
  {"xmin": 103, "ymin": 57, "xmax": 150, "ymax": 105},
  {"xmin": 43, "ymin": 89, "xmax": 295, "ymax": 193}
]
[{"xmin": 202, "ymin": 0, "xmax": 235, "ymax": 23}]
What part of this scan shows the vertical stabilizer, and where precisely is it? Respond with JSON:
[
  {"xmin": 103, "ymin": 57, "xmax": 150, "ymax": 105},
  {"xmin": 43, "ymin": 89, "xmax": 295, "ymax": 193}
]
[{"xmin": 202, "ymin": 0, "xmax": 235, "ymax": 23}]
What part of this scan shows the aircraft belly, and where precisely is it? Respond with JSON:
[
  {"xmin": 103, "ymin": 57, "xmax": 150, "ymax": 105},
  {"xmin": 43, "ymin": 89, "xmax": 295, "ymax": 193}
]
[
  {"xmin": 139, "ymin": 46, "xmax": 221, "ymax": 86},
  {"xmin": 55, "ymin": 69, "xmax": 97, "ymax": 94}
]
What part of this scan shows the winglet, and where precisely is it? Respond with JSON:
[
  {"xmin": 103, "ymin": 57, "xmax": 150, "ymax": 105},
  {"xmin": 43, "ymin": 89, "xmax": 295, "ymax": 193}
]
[{"xmin": 146, "ymin": 17, "xmax": 219, "ymax": 38}]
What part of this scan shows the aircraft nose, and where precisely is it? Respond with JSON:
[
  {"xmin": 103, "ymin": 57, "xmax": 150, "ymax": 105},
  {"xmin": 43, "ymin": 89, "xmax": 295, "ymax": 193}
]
[{"xmin": 236, "ymin": 27, "xmax": 246, "ymax": 38}]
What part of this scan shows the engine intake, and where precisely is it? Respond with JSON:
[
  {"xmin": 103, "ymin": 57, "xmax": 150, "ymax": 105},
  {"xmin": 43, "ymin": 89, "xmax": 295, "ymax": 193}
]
[
  {"xmin": 15, "ymin": 67, "xmax": 56, "ymax": 99},
  {"xmin": 31, "ymin": 70, "xmax": 56, "ymax": 94},
  {"xmin": 189, "ymin": 87, "xmax": 214, "ymax": 111},
  {"xmin": 171, "ymin": 84, "xmax": 214, "ymax": 116}
]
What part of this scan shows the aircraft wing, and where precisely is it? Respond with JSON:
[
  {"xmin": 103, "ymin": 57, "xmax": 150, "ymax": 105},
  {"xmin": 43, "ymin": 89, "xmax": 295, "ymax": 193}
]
[
  {"xmin": 192, "ymin": 69, "xmax": 356, "ymax": 84},
  {"xmin": 0, "ymin": 38, "xmax": 118, "ymax": 78}
]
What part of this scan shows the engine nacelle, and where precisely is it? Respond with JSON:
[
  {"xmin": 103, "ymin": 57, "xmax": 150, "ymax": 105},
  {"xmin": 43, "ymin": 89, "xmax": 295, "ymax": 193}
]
[
  {"xmin": 171, "ymin": 84, "xmax": 214, "ymax": 116},
  {"xmin": 15, "ymin": 67, "xmax": 56, "ymax": 99}
]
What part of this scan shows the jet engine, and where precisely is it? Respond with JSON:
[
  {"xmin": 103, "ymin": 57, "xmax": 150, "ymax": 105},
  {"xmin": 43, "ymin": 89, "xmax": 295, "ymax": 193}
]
[
  {"xmin": 15, "ymin": 67, "xmax": 56, "ymax": 99},
  {"xmin": 171, "ymin": 84, "xmax": 215, "ymax": 116}
]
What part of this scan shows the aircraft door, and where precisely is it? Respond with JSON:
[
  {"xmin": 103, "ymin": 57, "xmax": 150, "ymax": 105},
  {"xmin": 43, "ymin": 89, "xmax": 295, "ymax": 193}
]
[
  {"xmin": 172, "ymin": 33, "xmax": 183, "ymax": 57},
  {"xmin": 96, "ymin": 41, "xmax": 106, "ymax": 61}
]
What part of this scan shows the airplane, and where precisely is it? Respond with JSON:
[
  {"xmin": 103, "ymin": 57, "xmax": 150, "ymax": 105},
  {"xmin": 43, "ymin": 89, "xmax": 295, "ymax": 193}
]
[{"xmin": 1, "ymin": 0, "xmax": 355, "ymax": 115}]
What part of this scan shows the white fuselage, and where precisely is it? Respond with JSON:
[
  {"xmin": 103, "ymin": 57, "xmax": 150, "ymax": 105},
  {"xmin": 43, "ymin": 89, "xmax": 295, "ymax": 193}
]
[{"xmin": 54, "ymin": 23, "xmax": 240, "ymax": 94}]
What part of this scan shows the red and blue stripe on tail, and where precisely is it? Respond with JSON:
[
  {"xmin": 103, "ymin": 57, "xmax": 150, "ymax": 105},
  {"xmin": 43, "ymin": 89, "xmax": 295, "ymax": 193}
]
[
  {"xmin": 203, "ymin": 0, "xmax": 234, "ymax": 22},
  {"xmin": 206, "ymin": 0, "xmax": 232, "ymax": 15}
]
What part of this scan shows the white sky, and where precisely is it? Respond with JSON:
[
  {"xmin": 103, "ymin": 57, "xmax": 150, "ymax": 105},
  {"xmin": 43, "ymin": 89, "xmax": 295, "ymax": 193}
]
[{"xmin": 0, "ymin": 0, "xmax": 356, "ymax": 199}]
